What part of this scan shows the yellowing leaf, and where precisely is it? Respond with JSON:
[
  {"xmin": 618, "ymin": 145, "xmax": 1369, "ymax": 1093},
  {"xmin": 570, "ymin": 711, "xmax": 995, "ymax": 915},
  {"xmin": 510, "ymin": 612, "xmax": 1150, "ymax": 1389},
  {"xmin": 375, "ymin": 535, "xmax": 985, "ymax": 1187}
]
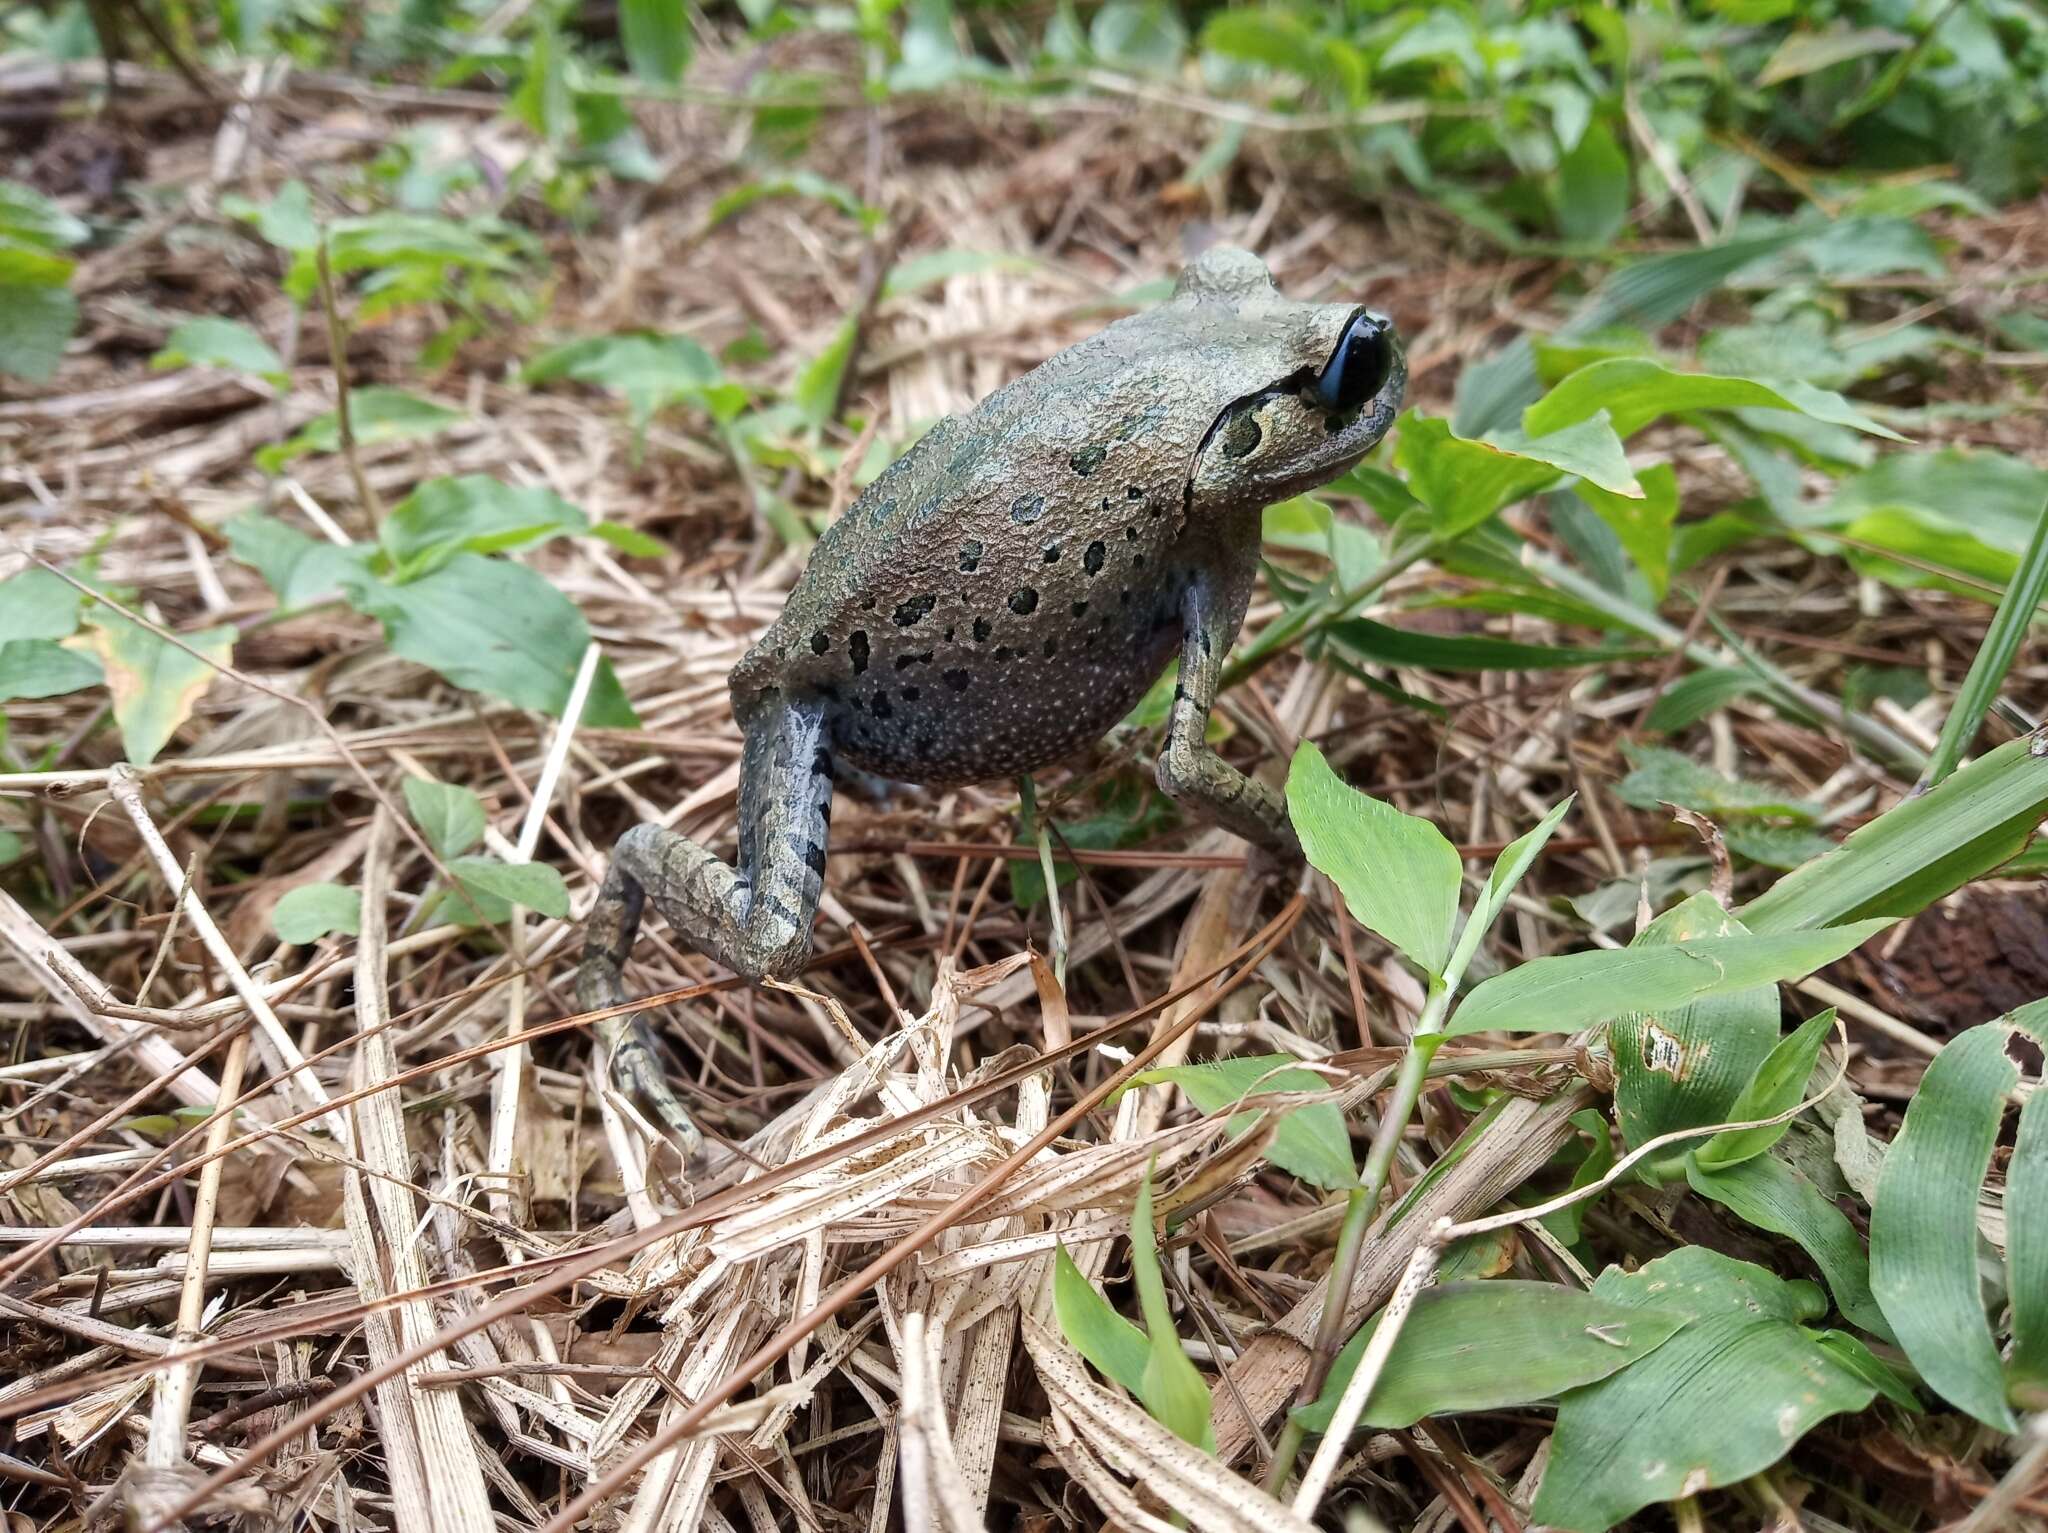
[{"xmin": 76, "ymin": 613, "xmax": 236, "ymax": 765}]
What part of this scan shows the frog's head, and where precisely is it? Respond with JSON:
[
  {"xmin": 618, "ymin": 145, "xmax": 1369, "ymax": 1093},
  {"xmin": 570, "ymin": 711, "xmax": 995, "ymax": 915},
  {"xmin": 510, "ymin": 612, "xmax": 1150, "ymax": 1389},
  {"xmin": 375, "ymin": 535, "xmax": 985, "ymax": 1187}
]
[{"xmin": 1170, "ymin": 246, "xmax": 1405, "ymax": 515}]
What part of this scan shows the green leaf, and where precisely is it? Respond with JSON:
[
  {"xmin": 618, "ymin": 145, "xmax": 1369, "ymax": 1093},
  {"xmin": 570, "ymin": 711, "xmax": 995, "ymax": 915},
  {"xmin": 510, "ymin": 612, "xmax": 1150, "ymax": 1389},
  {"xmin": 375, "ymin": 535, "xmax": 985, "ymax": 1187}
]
[
  {"xmin": 1287, "ymin": 740, "xmax": 1462, "ymax": 980},
  {"xmin": 522, "ymin": 333, "xmax": 724, "ymax": 431},
  {"xmin": 1578, "ymin": 462, "xmax": 1677, "ymax": 597},
  {"xmin": 0, "ymin": 568, "xmax": 85, "ymax": 642},
  {"xmin": 272, "ymin": 883, "xmax": 362, "ymax": 943},
  {"xmin": 1444, "ymin": 797, "xmax": 1574, "ymax": 986},
  {"xmin": 619, "ymin": 0, "xmax": 690, "ymax": 83},
  {"xmin": 1053, "ymin": 1243, "xmax": 1150, "ymax": 1396},
  {"xmin": 1130, "ymin": 1164, "xmax": 1212, "ymax": 1451},
  {"xmin": 403, "ymin": 777, "xmax": 486, "ymax": 859},
  {"xmin": 1924, "ymin": 490, "xmax": 2048, "ymax": 787},
  {"xmin": 1813, "ymin": 1329, "xmax": 1922, "ymax": 1412},
  {"xmin": 450, "ymin": 856, "xmax": 571, "ymax": 919},
  {"xmin": 0, "ymin": 639, "xmax": 101, "ymax": 700},
  {"xmin": 151, "ymin": 316, "xmax": 287, "ymax": 385},
  {"xmin": 1643, "ymin": 668, "xmax": 1765, "ymax": 733},
  {"xmin": 1553, "ymin": 121, "xmax": 1630, "ymax": 248},
  {"xmin": 1448, "ymin": 917, "xmax": 1893, "ymax": 1039},
  {"xmin": 224, "ymin": 511, "xmax": 372, "ymax": 612},
  {"xmin": 1756, "ymin": 24, "xmax": 1909, "ymax": 86},
  {"xmin": 1090, "ymin": 0, "xmax": 1187, "ymax": 73},
  {"xmin": 382, "ymin": 475, "xmax": 590, "ymax": 563},
  {"xmin": 1687, "ymin": 1152, "xmax": 1891, "ymax": 1340},
  {"xmin": 0, "ymin": 179, "xmax": 90, "ymax": 250},
  {"xmin": 75, "ymin": 612, "xmax": 237, "ymax": 766},
  {"xmin": 1523, "ymin": 358, "xmax": 1906, "ymax": 443},
  {"xmin": 1870, "ymin": 1014, "xmax": 2039, "ymax": 1429},
  {"xmin": 1127, "ymin": 1054, "xmax": 1352, "ymax": 1189},
  {"xmin": 2009, "ymin": 1078, "xmax": 2048, "ymax": 1410},
  {"xmin": 1294, "ymin": 1281, "xmax": 1684, "ymax": 1435},
  {"xmin": 1394, "ymin": 411, "xmax": 1631, "ymax": 541},
  {"xmin": 1615, "ymin": 744, "xmax": 1820, "ymax": 821},
  {"xmin": 337, "ymin": 555, "xmax": 637, "ymax": 727},
  {"xmin": 706, "ymin": 171, "xmax": 873, "ymax": 231},
  {"xmin": 880, "ymin": 250, "xmax": 1040, "ymax": 301},
  {"xmin": 1738, "ymin": 734, "xmax": 2048, "ymax": 932},
  {"xmin": 1534, "ymin": 1248, "xmax": 1877, "ymax": 1533},
  {"xmin": 1694, "ymin": 1009, "xmax": 1837, "ymax": 1170},
  {"xmin": 223, "ymin": 179, "xmax": 319, "ymax": 253},
  {"xmin": 256, "ymin": 387, "xmax": 464, "ymax": 472},
  {"xmin": 589, "ymin": 520, "xmax": 670, "ymax": 559},
  {"xmin": 792, "ymin": 318, "xmax": 857, "ymax": 430},
  {"xmin": 1328, "ymin": 618, "xmax": 1645, "ymax": 673},
  {"xmin": 1608, "ymin": 894, "xmax": 1780, "ymax": 1150},
  {"xmin": 1813, "ymin": 450, "xmax": 2048, "ymax": 595},
  {"xmin": 0, "ymin": 281, "xmax": 79, "ymax": 384}
]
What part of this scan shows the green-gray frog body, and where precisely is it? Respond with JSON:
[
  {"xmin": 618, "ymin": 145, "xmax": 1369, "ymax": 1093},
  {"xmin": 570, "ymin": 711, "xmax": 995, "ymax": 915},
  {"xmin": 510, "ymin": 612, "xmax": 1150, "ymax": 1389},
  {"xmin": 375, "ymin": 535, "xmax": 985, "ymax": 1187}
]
[{"xmin": 580, "ymin": 247, "xmax": 1404, "ymax": 1143}]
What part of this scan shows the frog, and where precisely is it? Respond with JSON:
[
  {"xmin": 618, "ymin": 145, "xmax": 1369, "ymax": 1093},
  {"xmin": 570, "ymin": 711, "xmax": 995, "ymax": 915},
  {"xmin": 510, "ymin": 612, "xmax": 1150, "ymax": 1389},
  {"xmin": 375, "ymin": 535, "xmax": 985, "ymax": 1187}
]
[{"xmin": 578, "ymin": 245, "xmax": 1405, "ymax": 1144}]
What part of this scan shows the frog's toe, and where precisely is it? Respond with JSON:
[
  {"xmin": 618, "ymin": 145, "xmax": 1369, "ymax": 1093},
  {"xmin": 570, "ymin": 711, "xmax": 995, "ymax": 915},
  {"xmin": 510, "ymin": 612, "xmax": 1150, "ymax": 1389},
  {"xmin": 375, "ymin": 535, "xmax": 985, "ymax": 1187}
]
[
  {"xmin": 1244, "ymin": 834, "xmax": 1304, "ymax": 887},
  {"xmin": 603, "ymin": 1016, "xmax": 705, "ymax": 1157}
]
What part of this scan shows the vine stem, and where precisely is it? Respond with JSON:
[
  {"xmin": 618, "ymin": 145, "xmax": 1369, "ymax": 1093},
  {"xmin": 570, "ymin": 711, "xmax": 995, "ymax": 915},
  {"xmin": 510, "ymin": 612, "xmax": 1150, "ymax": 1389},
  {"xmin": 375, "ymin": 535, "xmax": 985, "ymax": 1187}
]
[
  {"xmin": 1262, "ymin": 979, "xmax": 1449, "ymax": 1495},
  {"xmin": 314, "ymin": 239, "xmax": 384, "ymax": 528}
]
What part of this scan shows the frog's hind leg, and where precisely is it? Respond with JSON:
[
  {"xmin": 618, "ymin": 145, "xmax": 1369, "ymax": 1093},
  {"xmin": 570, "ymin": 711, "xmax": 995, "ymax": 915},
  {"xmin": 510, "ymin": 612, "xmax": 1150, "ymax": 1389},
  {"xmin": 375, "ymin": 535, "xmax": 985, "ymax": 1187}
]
[
  {"xmin": 1156, "ymin": 576, "xmax": 1301, "ymax": 862},
  {"xmin": 577, "ymin": 694, "xmax": 833, "ymax": 1144}
]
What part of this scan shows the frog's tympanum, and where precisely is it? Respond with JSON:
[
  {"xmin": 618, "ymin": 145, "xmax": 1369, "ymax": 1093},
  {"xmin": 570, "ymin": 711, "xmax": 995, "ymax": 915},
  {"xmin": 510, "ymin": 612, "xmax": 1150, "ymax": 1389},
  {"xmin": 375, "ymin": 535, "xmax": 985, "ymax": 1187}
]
[{"xmin": 580, "ymin": 246, "xmax": 1405, "ymax": 1141}]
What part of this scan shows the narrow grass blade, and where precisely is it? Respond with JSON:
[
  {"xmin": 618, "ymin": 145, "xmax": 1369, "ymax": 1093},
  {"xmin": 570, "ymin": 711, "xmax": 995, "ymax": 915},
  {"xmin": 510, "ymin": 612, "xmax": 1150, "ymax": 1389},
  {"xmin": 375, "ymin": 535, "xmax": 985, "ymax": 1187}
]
[
  {"xmin": 1693, "ymin": 1009, "xmax": 1837, "ymax": 1171},
  {"xmin": 1923, "ymin": 492, "xmax": 2048, "ymax": 789}
]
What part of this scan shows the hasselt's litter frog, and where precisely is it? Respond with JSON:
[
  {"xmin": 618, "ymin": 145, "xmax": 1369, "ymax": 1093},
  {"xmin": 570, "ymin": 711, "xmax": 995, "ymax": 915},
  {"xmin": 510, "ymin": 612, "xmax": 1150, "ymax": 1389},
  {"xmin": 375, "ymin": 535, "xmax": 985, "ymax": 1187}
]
[{"xmin": 580, "ymin": 246, "xmax": 1405, "ymax": 1142}]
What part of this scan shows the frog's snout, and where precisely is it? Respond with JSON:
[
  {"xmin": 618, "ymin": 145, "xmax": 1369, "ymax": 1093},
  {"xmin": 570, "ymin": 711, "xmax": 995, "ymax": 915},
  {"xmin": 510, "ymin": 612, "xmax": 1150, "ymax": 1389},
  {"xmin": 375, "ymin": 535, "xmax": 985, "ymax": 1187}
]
[{"xmin": 1312, "ymin": 309, "xmax": 1399, "ymax": 415}]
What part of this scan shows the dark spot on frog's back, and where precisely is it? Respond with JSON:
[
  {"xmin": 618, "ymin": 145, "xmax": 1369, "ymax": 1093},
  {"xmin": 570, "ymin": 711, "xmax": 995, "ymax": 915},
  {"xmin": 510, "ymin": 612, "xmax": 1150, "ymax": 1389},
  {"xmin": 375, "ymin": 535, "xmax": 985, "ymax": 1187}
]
[
  {"xmin": 810, "ymin": 631, "xmax": 831, "ymax": 655},
  {"xmin": 1070, "ymin": 444, "xmax": 1106, "ymax": 477},
  {"xmin": 1009, "ymin": 587, "xmax": 1039, "ymax": 616},
  {"xmin": 943, "ymin": 668, "xmax": 970, "ymax": 692},
  {"xmin": 1084, "ymin": 541, "xmax": 1106, "ymax": 575},
  {"xmin": 959, "ymin": 540, "xmax": 983, "ymax": 573},
  {"xmin": 1010, "ymin": 493, "xmax": 1046, "ymax": 525},
  {"xmin": 973, "ymin": 617, "xmax": 992, "ymax": 643},
  {"xmin": 893, "ymin": 594, "xmax": 937, "ymax": 627},
  {"xmin": 848, "ymin": 631, "xmax": 870, "ymax": 674}
]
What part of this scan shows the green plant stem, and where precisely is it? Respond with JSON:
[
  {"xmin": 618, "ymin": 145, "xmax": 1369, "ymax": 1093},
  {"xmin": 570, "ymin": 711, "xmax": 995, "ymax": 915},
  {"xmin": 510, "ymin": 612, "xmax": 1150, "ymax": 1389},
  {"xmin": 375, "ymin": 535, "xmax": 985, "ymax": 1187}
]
[
  {"xmin": 313, "ymin": 242, "xmax": 384, "ymax": 529},
  {"xmin": 1921, "ymin": 493, "xmax": 2048, "ymax": 791},
  {"xmin": 1224, "ymin": 534, "xmax": 1436, "ymax": 692},
  {"xmin": 1263, "ymin": 983, "xmax": 1448, "ymax": 1495}
]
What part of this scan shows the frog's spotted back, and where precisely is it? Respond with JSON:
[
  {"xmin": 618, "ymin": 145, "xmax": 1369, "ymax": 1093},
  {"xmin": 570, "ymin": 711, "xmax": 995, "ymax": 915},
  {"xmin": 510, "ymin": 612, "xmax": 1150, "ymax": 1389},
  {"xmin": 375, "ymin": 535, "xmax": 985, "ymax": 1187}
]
[{"xmin": 583, "ymin": 246, "xmax": 1406, "ymax": 1141}]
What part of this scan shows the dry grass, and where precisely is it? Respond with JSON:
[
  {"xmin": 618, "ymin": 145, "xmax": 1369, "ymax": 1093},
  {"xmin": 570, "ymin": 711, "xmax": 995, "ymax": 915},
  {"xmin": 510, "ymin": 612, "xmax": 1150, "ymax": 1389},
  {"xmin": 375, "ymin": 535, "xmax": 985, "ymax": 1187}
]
[{"xmin": 3, "ymin": 46, "xmax": 2047, "ymax": 1532}]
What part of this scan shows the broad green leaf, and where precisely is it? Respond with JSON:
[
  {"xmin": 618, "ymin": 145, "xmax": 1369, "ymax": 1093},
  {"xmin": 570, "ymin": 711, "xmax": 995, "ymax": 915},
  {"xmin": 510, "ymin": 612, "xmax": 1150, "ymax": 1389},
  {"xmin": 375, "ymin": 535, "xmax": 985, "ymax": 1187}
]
[
  {"xmin": 1484, "ymin": 413, "xmax": 1643, "ymax": 500},
  {"xmin": 272, "ymin": 883, "xmax": 362, "ymax": 943},
  {"xmin": 1293, "ymin": 1281, "xmax": 1683, "ymax": 1434},
  {"xmin": 1126, "ymin": 1054, "xmax": 1352, "ymax": 1189},
  {"xmin": 1812, "ymin": 449, "xmax": 2048, "ymax": 597},
  {"xmin": 0, "ymin": 568, "xmax": 84, "ymax": 642},
  {"xmin": 1642, "ymin": 668, "xmax": 1765, "ymax": 733},
  {"xmin": 1394, "ymin": 412, "xmax": 1592, "ymax": 540},
  {"xmin": 151, "ymin": 316, "xmax": 287, "ymax": 385},
  {"xmin": 1608, "ymin": 894, "xmax": 1779, "ymax": 1150},
  {"xmin": 338, "ymin": 555, "xmax": 637, "ymax": 727},
  {"xmin": 522, "ymin": 333, "xmax": 724, "ymax": 431},
  {"xmin": 1327, "ymin": 619, "xmax": 1646, "ymax": 673},
  {"xmin": 1523, "ymin": 358, "xmax": 1905, "ymax": 442},
  {"xmin": 590, "ymin": 520, "xmax": 670, "ymax": 559},
  {"xmin": 1448, "ymin": 917, "xmax": 1893, "ymax": 1039},
  {"xmin": 792, "ymin": 318, "xmax": 857, "ymax": 430},
  {"xmin": 1870, "ymin": 1015, "xmax": 2037, "ymax": 1429},
  {"xmin": 1444, "ymin": 796, "xmax": 1574, "ymax": 985},
  {"xmin": 1533, "ymin": 1248, "xmax": 1877, "ymax": 1533},
  {"xmin": 619, "ymin": 0, "xmax": 690, "ymax": 83},
  {"xmin": 1577, "ymin": 462, "xmax": 1677, "ymax": 597},
  {"xmin": 1756, "ymin": 24, "xmax": 1909, "ymax": 86},
  {"xmin": 1287, "ymin": 740, "xmax": 1462, "ymax": 979},
  {"xmin": 382, "ymin": 475, "xmax": 590, "ymax": 563},
  {"xmin": 1052, "ymin": 1243, "xmax": 1150, "ymax": 1396},
  {"xmin": 222, "ymin": 179, "xmax": 319, "ymax": 253},
  {"xmin": 1694, "ymin": 1009, "xmax": 1837, "ymax": 1170},
  {"xmin": 1090, "ymin": 0, "xmax": 1187, "ymax": 73},
  {"xmin": 256, "ymin": 387, "xmax": 464, "ymax": 472},
  {"xmin": 76, "ymin": 612, "xmax": 237, "ymax": 766},
  {"xmin": 450, "ymin": 856, "xmax": 571, "ymax": 919},
  {"xmin": 1723, "ymin": 823, "xmax": 1838, "ymax": 870},
  {"xmin": 1131, "ymin": 1165, "xmax": 1212, "ymax": 1451},
  {"xmin": 403, "ymin": 777, "xmax": 486, "ymax": 859},
  {"xmin": 224, "ymin": 511, "xmax": 372, "ymax": 611},
  {"xmin": 2009, "ymin": 1078, "xmax": 2048, "ymax": 1409},
  {"xmin": 0, "ymin": 179, "xmax": 90, "ymax": 249},
  {"xmin": 1687, "ymin": 1153, "xmax": 1891, "ymax": 1339},
  {"xmin": 0, "ymin": 281, "xmax": 79, "ymax": 384},
  {"xmin": 1615, "ymin": 743, "xmax": 1819, "ymax": 820},
  {"xmin": 1738, "ymin": 733, "xmax": 2048, "ymax": 932},
  {"xmin": 0, "ymin": 639, "xmax": 101, "ymax": 700},
  {"xmin": 1553, "ymin": 120, "xmax": 1630, "ymax": 248}
]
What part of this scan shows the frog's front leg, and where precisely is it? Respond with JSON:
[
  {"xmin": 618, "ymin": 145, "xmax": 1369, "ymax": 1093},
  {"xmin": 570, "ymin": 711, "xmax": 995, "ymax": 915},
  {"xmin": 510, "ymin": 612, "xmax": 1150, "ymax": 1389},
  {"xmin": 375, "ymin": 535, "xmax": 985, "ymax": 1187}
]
[
  {"xmin": 577, "ymin": 693, "xmax": 833, "ymax": 1143},
  {"xmin": 1156, "ymin": 576, "xmax": 1302, "ymax": 862}
]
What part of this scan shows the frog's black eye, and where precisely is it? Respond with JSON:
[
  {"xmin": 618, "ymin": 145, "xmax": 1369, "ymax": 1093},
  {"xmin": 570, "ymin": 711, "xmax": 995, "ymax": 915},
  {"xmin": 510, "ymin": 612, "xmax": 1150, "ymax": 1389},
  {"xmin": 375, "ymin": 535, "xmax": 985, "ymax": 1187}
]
[{"xmin": 1313, "ymin": 312, "xmax": 1394, "ymax": 414}]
